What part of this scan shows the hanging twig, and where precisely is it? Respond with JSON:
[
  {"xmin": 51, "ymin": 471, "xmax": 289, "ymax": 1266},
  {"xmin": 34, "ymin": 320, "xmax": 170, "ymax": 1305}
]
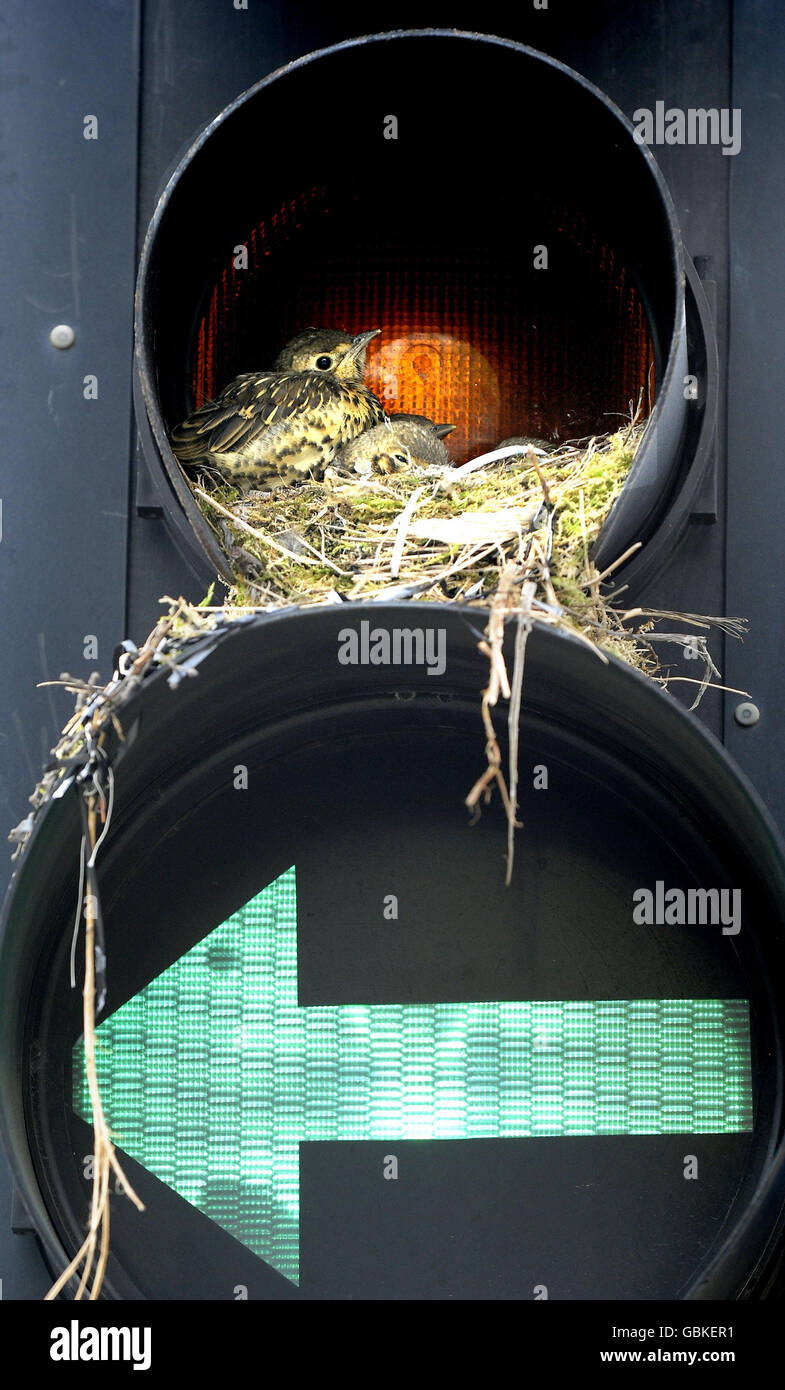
[
  {"xmin": 45, "ymin": 793, "xmax": 144, "ymax": 1301},
  {"xmin": 505, "ymin": 582, "xmax": 536, "ymax": 885},
  {"xmin": 465, "ymin": 565, "xmax": 520, "ymax": 826}
]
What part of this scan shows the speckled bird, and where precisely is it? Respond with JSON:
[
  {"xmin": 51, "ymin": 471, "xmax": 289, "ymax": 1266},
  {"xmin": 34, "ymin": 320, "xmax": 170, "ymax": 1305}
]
[
  {"xmin": 335, "ymin": 416, "xmax": 456, "ymax": 476},
  {"xmin": 389, "ymin": 414, "xmax": 456, "ymax": 440},
  {"xmin": 170, "ymin": 328, "xmax": 385, "ymax": 490}
]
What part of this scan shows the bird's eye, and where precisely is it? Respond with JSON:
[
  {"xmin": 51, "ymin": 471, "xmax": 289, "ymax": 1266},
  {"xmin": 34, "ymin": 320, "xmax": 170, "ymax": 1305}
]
[
  {"xmin": 315, "ymin": 355, "xmax": 332, "ymax": 370},
  {"xmin": 394, "ymin": 453, "xmax": 408, "ymax": 465}
]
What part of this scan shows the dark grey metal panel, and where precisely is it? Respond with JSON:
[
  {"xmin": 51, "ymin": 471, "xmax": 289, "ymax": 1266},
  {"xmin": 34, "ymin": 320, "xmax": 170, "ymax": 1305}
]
[
  {"xmin": 0, "ymin": 0, "xmax": 141, "ymax": 901},
  {"xmin": 724, "ymin": 6, "xmax": 785, "ymax": 827},
  {"xmin": 0, "ymin": 0, "xmax": 141, "ymax": 1294},
  {"xmin": 4, "ymin": 0, "xmax": 775, "ymax": 1298},
  {"xmin": 0, "ymin": 1170, "xmax": 50, "ymax": 1298}
]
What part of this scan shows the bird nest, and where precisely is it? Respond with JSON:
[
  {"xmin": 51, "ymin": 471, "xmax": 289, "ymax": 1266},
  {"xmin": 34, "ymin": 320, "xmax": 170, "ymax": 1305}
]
[
  {"xmin": 191, "ymin": 420, "xmax": 736, "ymax": 679},
  {"xmin": 196, "ymin": 427, "xmax": 641, "ymax": 626},
  {"xmin": 186, "ymin": 424, "xmax": 747, "ymax": 884}
]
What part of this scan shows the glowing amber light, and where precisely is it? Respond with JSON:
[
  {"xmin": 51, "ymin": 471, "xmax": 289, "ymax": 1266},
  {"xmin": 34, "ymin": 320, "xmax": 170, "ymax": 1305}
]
[
  {"xmin": 189, "ymin": 187, "xmax": 653, "ymax": 462},
  {"xmin": 367, "ymin": 333, "xmax": 500, "ymax": 459}
]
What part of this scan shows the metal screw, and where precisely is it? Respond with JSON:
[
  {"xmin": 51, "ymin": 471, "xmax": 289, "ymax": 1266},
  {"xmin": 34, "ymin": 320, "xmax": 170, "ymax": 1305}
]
[
  {"xmin": 49, "ymin": 324, "xmax": 75, "ymax": 350},
  {"xmin": 734, "ymin": 701, "xmax": 760, "ymax": 727}
]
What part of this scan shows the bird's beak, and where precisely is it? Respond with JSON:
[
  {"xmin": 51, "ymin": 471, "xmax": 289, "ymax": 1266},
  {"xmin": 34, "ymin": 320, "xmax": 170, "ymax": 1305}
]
[
  {"xmin": 344, "ymin": 328, "xmax": 381, "ymax": 362},
  {"xmin": 435, "ymin": 423, "xmax": 457, "ymax": 438}
]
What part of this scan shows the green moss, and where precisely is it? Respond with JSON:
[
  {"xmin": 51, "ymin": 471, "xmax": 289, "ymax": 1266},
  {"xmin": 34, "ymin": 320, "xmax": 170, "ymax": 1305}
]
[{"xmin": 191, "ymin": 426, "xmax": 651, "ymax": 668}]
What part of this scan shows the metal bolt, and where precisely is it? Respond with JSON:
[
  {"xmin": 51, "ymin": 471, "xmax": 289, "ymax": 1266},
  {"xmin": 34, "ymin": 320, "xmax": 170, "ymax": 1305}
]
[
  {"xmin": 49, "ymin": 324, "xmax": 75, "ymax": 350},
  {"xmin": 734, "ymin": 701, "xmax": 760, "ymax": 727}
]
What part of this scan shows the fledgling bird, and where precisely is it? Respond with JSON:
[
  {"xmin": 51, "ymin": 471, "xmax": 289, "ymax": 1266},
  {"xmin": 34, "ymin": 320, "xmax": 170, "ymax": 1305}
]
[
  {"xmin": 335, "ymin": 416, "xmax": 456, "ymax": 477},
  {"xmin": 170, "ymin": 327, "xmax": 385, "ymax": 490},
  {"xmin": 389, "ymin": 414, "xmax": 456, "ymax": 440}
]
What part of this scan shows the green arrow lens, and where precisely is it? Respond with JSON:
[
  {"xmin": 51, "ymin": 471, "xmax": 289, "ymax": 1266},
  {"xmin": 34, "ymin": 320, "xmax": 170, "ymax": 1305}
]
[{"xmin": 73, "ymin": 866, "xmax": 753, "ymax": 1287}]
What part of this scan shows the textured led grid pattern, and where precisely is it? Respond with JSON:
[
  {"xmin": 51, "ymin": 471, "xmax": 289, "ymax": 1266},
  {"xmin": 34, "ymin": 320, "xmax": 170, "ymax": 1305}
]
[
  {"xmin": 191, "ymin": 188, "xmax": 653, "ymax": 462},
  {"xmin": 73, "ymin": 866, "xmax": 753, "ymax": 1286}
]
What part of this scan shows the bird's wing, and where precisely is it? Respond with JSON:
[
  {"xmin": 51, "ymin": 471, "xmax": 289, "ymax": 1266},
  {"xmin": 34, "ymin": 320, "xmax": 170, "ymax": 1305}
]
[{"xmin": 170, "ymin": 372, "xmax": 335, "ymax": 461}]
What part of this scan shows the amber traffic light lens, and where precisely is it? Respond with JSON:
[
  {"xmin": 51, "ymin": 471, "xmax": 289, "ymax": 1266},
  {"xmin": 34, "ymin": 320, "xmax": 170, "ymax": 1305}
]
[{"xmin": 191, "ymin": 185, "xmax": 653, "ymax": 462}]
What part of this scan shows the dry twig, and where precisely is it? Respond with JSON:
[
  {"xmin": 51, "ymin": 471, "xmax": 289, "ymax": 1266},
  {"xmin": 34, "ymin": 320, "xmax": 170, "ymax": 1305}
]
[{"xmin": 45, "ymin": 797, "xmax": 144, "ymax": 1301}]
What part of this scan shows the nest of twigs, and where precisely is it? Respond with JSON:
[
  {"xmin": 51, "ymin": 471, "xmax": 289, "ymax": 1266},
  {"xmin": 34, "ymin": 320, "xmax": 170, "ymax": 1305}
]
[
  {"xmin": 196, "ymin": 427, "xmax": 643, "ymax": 641},
  {"xmin": 188, "ymin": 419, "xmax": 749, "ymax": 882},
  {"xmin": 190, "ymin": 421, "xmax": 744, "ymax": 684}
]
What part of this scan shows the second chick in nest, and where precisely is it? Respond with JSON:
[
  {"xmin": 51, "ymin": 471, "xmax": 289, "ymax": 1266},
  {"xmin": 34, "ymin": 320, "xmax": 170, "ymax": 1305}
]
[{"xmin": 334, "ymin": 416, "xmax": 456, "ymax": 477}]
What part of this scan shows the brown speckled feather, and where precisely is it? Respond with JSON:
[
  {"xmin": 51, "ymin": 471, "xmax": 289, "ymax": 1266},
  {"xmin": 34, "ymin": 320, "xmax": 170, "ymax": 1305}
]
[{"xmin": 171, "ymin": 368, "xmax": 385, "ymax": 487}]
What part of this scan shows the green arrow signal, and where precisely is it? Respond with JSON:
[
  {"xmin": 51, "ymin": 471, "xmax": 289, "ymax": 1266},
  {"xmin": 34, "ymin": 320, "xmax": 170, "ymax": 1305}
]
[{"xmin": 73, "ymin": 865, "xmax": 753, "ymax": 1286}]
